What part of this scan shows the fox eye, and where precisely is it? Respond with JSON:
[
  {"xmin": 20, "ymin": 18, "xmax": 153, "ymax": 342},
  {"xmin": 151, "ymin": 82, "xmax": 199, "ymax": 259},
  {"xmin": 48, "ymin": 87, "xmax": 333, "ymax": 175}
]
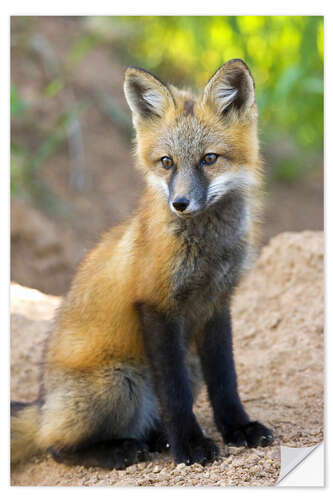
[
  {"xmin": 161, "ymin": 156, "xmax": 174, "ymax": 169},
  {"xmin": 201, "ymin": 153, "xmax": 218, "ymax": 166}
]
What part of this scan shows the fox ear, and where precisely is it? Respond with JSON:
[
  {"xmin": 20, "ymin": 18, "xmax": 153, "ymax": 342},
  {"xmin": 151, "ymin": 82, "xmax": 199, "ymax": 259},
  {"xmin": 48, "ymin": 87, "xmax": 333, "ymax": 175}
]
[
  {"xmin": 202, "ymin": 59, "xmax": 256, "ymax": 118},
  {"xmin": 124, "ymin": 67, "xmax": 174, "ymax": 120}
]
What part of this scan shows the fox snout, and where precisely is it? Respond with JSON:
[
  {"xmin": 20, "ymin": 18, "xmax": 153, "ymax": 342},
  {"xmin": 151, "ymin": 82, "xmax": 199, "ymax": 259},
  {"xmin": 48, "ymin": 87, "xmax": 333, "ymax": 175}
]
[
  {"xmin": 168, "ymin": 170, "xmax": 207, "ymax": 217},
  {"xmin": 170, "ymin": 194, "xmax": 205, "ymax": 216}
]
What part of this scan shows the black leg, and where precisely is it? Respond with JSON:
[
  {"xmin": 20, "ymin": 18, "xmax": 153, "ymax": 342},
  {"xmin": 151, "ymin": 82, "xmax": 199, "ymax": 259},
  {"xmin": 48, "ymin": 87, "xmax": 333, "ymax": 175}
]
[
  {"xmin": 138, "ymin": 304, "xmax": 219, "ymax": 465},
  {"xmin": 199, "ymin": 306, "xmax": 274, "ymax": 448}
]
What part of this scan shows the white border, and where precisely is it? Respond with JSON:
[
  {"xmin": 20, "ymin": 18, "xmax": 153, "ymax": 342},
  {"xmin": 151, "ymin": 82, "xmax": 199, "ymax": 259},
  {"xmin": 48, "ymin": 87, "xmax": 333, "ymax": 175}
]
[{"xmin": 2, "ymin": 2, "xmax": 331, "ymax": 498}]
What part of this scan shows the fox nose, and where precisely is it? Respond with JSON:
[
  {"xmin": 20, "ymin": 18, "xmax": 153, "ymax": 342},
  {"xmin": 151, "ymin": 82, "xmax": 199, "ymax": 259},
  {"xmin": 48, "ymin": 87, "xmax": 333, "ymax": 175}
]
[{"xmin": 173, "ymin": 197, "xmax": 190, "ymax": 212}]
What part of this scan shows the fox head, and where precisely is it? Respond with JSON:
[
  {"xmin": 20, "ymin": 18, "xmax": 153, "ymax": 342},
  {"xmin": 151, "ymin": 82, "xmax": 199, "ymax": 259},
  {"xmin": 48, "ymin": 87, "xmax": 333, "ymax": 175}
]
[{"xmin": 124, "ymin": 59, "xmax": 261, "ymax": 217}]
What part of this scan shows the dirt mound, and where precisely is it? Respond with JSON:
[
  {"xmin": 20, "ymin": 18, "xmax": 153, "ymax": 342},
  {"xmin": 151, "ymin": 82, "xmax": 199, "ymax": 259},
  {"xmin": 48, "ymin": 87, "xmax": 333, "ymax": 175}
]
[{"xmin": 10, "ymin": 231, "xmax": 324, "ymax": 486}]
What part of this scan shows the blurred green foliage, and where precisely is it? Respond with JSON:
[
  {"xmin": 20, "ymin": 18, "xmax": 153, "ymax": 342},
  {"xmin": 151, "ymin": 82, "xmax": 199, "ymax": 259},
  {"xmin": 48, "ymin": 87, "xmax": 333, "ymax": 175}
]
[
  {"xmin": 11, "ymin": 84, "xmax": 27, "ymax": 195},
  {"xmin": 11, "ymin": 83, "xmax": 74, "ymax": 214},
  {"xmin": 104, "ymin": 15, "xmax": 323, "ymax": 181},
  {"xmin": 11, "ymin": 85, "xmax": 27, "ymax": 117}
]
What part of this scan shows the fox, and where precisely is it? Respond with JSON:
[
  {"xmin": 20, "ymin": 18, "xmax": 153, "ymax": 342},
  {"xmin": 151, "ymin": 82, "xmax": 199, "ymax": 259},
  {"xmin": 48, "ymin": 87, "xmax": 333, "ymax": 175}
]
[{"xmin": 11, "ymin": 59, "xmax": 274, "ymax": 470}]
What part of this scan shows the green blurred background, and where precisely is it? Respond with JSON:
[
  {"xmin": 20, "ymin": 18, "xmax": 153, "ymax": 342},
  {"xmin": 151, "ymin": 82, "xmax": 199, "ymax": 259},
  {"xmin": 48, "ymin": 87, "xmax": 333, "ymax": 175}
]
[{"xmin": 10, "ymin": 16, "xmax": 324, "ymax": 295}]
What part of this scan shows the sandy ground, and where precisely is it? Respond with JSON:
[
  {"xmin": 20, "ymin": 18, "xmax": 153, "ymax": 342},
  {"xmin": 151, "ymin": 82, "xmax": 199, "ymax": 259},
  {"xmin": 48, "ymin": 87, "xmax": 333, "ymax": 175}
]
[{"xmin": 10, "ymin": 231, "xmax": 324, "ymax": 486}]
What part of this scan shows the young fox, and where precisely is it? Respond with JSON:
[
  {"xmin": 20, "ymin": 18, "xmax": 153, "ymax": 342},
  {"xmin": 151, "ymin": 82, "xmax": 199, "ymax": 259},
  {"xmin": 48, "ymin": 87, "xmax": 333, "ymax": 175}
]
[{"xmin": 11, "ymin": 59, "xmax": 274, "ymax": 469}]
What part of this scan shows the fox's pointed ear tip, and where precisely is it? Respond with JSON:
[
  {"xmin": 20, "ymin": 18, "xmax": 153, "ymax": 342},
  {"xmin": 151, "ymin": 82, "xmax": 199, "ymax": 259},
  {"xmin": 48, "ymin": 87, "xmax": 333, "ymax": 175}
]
[
  {"xmin": 226, "ymin": 58, "xmax": 247, "ymax": 65},
  {"xmin": 223, "ymin": 58, "xmax": 251, "ymax": 71},
  {"xmin": 208, "ymin": 59, "xmax": 253, "ymax": 85},
  {"xmin": 124, "ymin": 66, "xmax": 160, "ymax": 79},
  {"xmin": 124, "ymin": 66, "xmax": 143, "ymax": 79}
]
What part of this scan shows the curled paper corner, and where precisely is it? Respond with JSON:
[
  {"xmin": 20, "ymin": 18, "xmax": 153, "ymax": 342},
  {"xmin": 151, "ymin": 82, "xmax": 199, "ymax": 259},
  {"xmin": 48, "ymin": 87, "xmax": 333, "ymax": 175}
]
[{"xmin": 276, "ymin": 441, "xmax": 324, "ymax": 487}]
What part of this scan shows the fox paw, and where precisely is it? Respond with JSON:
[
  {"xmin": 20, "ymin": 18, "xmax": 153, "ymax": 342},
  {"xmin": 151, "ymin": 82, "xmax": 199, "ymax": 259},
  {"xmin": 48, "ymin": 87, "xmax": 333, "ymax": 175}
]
[
  {"xmin": 146, "ymin": 423, "xmax": 171, "ymax": 453},
  {"xmin": 174, "ymin": 435, "xmax": 220, "ymax": 466},
  {"xmin": 223, "ymin": 421, "xmax": 274, "ymax": 448}
]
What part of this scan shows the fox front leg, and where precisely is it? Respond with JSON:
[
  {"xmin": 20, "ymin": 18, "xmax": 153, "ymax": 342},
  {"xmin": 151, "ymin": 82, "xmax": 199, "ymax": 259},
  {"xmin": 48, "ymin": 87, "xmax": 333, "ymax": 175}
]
[
  {"xmin": 199, "ymin": 306, "xmax": 274, "ymax": 448},
  {"xmin": 138, "ymin": 304, "xmax": 219, "ymax": 466}
]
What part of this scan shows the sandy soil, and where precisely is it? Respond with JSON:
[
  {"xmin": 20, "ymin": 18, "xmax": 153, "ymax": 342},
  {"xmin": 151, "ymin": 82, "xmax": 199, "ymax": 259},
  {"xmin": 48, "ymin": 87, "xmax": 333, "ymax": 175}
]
[{"xmin": 10, "ymin": 230, "xmax": 324, "ymax": 487}]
